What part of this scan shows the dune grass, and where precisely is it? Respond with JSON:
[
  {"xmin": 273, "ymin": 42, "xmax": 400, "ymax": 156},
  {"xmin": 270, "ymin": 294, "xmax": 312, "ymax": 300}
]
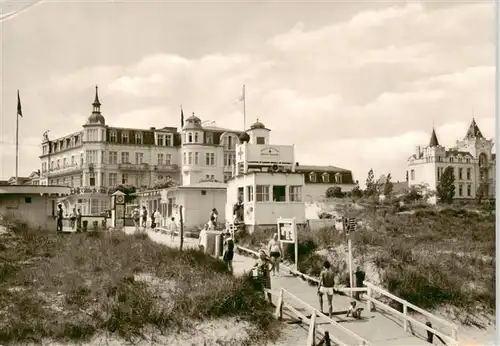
[{"xmin": 0, "ymin": 219, "xmax": 278, "ymax": 345}]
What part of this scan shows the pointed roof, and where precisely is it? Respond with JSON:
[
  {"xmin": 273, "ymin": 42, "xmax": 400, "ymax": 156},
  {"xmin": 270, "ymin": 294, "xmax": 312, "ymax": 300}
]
[
  {"xmin": 464, "ymin": 118, "xmax": 484, "ymax": 139},
  {"xmin": 92, "ymin": 85, "xmax": 101, "ymax": 107},
  {"xmin": 429, "ymin": 128, "xmax": 440, "ymax": 147}
]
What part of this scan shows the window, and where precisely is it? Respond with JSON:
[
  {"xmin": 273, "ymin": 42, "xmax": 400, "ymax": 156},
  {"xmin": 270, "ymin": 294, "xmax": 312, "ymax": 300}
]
[
  {"xmin": 450, "ymin": 157, "xmax": 454, "ymax": 163},
  {"xmin": 247, "ymin": 186, "xmax": 254, "ymax": 202},
  {"xmin": 289, "ymin": 186, "xmax": 302, "ymax": 202},
  {"xmin": 165, "ymin": 154, "xmax": 171, "ymax": 165},
  {"xmin": 226, "ymin": 136, "xmax": 233, "ymax": 149},
  {"xmin": 256, "ymin": 185, "xmax": 270, "ymax": 202},
  {"xmin": 135, "ymin": 152, "xmax": 143, "ymax": 164},
  {"xmin": 71, "ymin": 155, "xmax": 75, "ymax": 166},
  {"xmin": 224, "ymin": 153, "xmax": 228, "ymax": 166},
  {"xmin": 322, "ymin": 173, "xmax": 330, "ymax": 183},
  {"xmin": 89, "ymin": 173, "xmax": 96, "ymax": 186},
  {"xmin": 467, "ymin": 184, "xmax": 471, "ymax": 196},
  {"xmin": 194, "ymin": 133, "xmax": 199, "ymax": 143},
  {"xmin": 458, "ymin": 184, "xmax": 463, "ymax": 196},
  {"xmin": 122, "ymin": 173, "xmax": 128, "ymax": 184},
  {"xmin": 57, "ymin": 159, "xmax": 60, "ymax": 169},
  {"xmin": 458, "ymin": 168, "xmax": 463, "ymax": 180},
  {"xmin": 194, "ymin": 152, "xmax": 199, "ymax": 165},
  {"xmin": 101, "ymin": 172, "xmax": 104, "ymax": 187},
  {"xmin": 122, "ymin": 132, "xmax": 129, "ymax": 143},
  {"xmin": 466, "ymin": 168, "xmax": 471, "ymax": 180},
  {"xmin": 309, "ymin": 173, "xmax": 317, "ymax": 182},
  {"xmin": 256, "ymin": 137, "xmax": 265, "ymax": 145},
  {"xmin": 86, "ymin": 150, "xmax": 98, "ymax": 164},
  {"xmin": 188, "ymin": 133, "xmax": 193, "ymax": 143},
  {"xmin": 80, "ymin": 153, "xmax": 84, "ymax": 165},
  {"xmin": 87, "ymin": 129, "xmax": 98, "ymax": 141},
  {"xmin": 70, "ymin": 176, "xmax": 74, "ymax": 187},
  {"xmin": 458, "ymin": 158, "xmax": 462, "ymax": 163},
  {"xmin": 165, "ymin": 134, "xmax": 172, "ymax": 147},
  {"xmin": 109, "ymin": 151, "xmax": 118, "ymax": 164},
  {"xmin": 334, "ymin": 173, "xmax": 342, "ymax": 184},
  {"xmin": 466, "ymin": 158, "xmax": 471, "ymax": 163},
  {"xmin": 188, "ymin": 152, "xmax": 193, "ymax": 164},
  {"xmin": 158, "ymin": 153, "xmax": 164, "ymax": 165},
  {"xmin": 206, "ymin": 133, "xmax": 213, "ymax": 144},
  {"xmin": 437, "ymin": 156, "xmax": 442, "ymax": 162},
  {"xmin": 272, "ymin": 185, "xmax": 286, "ymax": 202},
  {"xmin": 63, "ymin": 158, "xmax": 67, "ymax": 167},
  {"xmin": 101, "ymin": 150, "xmax": 105, "ymax": 164},
  {"xmin": 437, "ymin": 167, "xmax": 441, "ymax": 180},
  {"xmin": 205, "ymin": 153, "xmax": 215, "ymax": 166},
  {"xmin": 183, "ymin": 152, "xmax": 187, "ymax": 165},
  {"xmin": 110, "ymin": 132, "xmax": 117, "ymax": 142},
  {"xmin": 157, "ymin": 134, "xmax": 164, "ymax": 146},
  {"xmin": 224, "ymin": 153, "xmax": 234, "ymax": 167},
  {"xmin": 121, "ymin": 152, "xmax": 130, "ymax": 163},
  {"xmin": 135, "ymin": 133, "xmax": 142, "ymax": 144},
  {"xmin": 410, "ymin": 169, "xmax": 415, "ymax": 180}
]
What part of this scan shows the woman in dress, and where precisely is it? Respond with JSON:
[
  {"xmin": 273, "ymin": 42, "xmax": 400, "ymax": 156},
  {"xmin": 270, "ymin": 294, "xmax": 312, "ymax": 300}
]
[{"xmin": 253, "ymin": 250, "xmax": 274, "ymax": 304}]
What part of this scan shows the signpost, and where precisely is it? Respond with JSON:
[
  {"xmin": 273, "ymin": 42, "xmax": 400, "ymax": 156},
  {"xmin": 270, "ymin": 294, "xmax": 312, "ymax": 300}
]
[
  {"xmin": 277, "ymin": 217, "xmax": 298, "ymax": 271},
  {"xmin": 343, "ymin": 217, "xmax": 357, "ymax": 297}
]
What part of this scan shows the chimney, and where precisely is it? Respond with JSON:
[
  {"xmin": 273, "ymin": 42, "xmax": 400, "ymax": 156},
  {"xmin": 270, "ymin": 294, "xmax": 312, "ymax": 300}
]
[{"xmin": 150, "ymin": 127, "xmax": 156, "ymax": 131}]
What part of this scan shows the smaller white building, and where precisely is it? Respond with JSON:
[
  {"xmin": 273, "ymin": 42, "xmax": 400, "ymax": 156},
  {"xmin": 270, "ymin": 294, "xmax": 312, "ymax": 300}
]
[{"xmin": 226, "ymin": 120, "xmax": 306, "ymax": 231}]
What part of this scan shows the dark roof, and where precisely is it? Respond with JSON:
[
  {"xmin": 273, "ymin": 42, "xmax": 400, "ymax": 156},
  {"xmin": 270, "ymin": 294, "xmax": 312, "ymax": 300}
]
[
  {"xmin": 464, "ymin": 118, "xmax": 484, "ymax": 139},
  {"xmin": 445, "ymin": 150, "xmax": 473, "ymax": 158},
  {"xmin": 429, "ymin": 128, "xmax": 440, "ymax": 147},
  {"xmin": 295, "ymin": 165, "xmax": 351, "ymax": 173}
]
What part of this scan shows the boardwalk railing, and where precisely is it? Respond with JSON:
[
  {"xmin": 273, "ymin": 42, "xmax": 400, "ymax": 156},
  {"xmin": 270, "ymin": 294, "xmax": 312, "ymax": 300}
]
[
  {"xmin": 362, "ymin": 281, "xmax": 459, "ymax": 346},
  {"xmin": 237, "ymin": 245, "xmax": 459, "ymax": 346}
]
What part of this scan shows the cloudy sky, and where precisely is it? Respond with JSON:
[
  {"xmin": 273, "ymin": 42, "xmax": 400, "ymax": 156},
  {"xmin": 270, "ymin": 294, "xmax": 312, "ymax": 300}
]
[{"xmin": 0, "ymin": 0, "xmax": 496, "ymax": 184}]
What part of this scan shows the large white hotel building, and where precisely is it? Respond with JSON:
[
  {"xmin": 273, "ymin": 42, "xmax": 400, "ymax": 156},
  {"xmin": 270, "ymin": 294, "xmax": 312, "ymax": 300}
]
[{"xmin": 38, "ymin": 86, "xmax": 355, "ymax": 215}]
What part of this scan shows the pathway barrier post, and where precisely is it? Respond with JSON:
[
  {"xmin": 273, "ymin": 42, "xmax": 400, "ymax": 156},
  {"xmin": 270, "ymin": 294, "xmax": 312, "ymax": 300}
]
[
  {"xmin": 307, "ymin": 309, "xmax": 317, "ymax": 346},
  {"xmin": 275, "ymin": 288, "xmax": 284, "ymax": 320},
  {"xmin": 179, "ymin": 205, "xmax": 184, "ymax": 251}
]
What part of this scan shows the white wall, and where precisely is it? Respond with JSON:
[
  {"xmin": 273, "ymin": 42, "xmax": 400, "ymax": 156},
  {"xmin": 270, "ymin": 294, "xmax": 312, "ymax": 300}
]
[
  {"xmin": 183, "ymin": 188, "xmax": 226, "ymax": 228},
  {"xmin": 0, "ymin": 194, "xmax": 59, "ymax": 230}
]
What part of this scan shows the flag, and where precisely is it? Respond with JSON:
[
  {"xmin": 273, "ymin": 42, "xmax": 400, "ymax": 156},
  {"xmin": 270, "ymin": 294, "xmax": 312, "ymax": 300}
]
[
  {"xmin": 17, "ymin": 90, "xmax": 22, "ymax": 117},
  {"xmin": 238, "ymin": 85, "xmax": 246, "ymax": 102},
  {"xmin": 180, "ymin": 105, "xmax": 184, "ymax": 127}
]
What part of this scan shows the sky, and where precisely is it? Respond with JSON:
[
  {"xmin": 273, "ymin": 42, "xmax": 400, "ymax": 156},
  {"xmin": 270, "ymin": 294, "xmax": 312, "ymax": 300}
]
[{"xmin": 0, "ymin": 0, "xmax": 496, "ymax": 184}]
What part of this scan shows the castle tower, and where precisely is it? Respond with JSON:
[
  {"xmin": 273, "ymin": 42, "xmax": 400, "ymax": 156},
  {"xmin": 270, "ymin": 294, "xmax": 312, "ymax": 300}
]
[{"xmin": 180, "ymin": 112, "xmax": 206, "ymax": 185}]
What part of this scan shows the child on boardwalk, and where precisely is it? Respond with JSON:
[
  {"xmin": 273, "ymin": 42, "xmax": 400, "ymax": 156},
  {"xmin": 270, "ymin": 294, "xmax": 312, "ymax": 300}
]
[{"xmin": 252, "ymin": 250, "xmax": 274, "ymax": 305}]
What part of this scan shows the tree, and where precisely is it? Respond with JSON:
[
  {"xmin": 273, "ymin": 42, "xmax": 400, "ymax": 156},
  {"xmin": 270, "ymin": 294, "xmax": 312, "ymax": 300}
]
[
  {"xmin": 153, "ymin": 176, "xmax": 178, "ymax": 190},
  {"xmin": 351, "ymin": 181, "xmax": 363, "ymax": 198},
  {"xmin": 476, "ymin": 183, "xmax": 487, "ymax": 204},
  {"xmin": 364, "ymin": 169, "xmax": 377, "ymax": 197},
  {"xmin": 326, "ymin": 186, "xmax": 345, "ymax": 198},
  {"xmin": 383, "ymin": 173, "xmax": 394, "ymax": 197},
  {"xmin": 437, "ymin": 166, "xmax": 455, "ymax": 204},
  {"xmin": 405, "ymin": 171, "xmax": 409, "ymax": 182}
]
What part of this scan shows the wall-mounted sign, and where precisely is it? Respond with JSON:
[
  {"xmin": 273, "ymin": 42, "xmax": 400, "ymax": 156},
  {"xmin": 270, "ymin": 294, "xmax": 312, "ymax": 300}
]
[
  {"xmin": 260, "ymin": 147, "xmax": 280, "ymax": 157},
  {"xmin": 277, "ymin": 217, "xmax": 296, "ymax": 243},
  {"xmin": 4, "ymin": 199, "xmax": 20, "ymax": 209}
]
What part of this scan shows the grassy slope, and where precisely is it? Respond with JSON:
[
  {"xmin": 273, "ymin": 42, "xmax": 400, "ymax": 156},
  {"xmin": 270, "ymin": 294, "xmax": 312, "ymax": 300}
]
[
  {"xmin": 239, "ymin": 200, "xmax": 495, "ymax": 318},
  {"xmin": 0, "ymin": 220, "xmax": 279, "ymax": 345}
]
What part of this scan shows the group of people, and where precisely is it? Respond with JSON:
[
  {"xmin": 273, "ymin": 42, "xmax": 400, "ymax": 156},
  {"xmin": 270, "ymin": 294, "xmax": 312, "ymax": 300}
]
[
  {"xmin": 249, "ymin": 233, "xmax": 363, "ymax": 319},
  {"xmin": 55, "ymin": 204, "xmax": 83, "ymax": 233},
  {"xmin": 132, "ymin": 206, "xmax": 163, "ymax": 231}
]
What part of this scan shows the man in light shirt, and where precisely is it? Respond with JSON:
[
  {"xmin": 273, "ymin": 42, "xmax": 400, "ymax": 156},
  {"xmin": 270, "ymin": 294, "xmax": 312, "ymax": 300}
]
[{"xmin": 169, "ymin": 217, "xmax": 177, "ymax": 242}]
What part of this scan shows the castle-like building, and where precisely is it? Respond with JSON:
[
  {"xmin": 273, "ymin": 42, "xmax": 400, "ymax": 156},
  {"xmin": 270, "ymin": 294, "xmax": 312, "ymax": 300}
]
[
  {"xmin": 38, "ymin": 86, "xmax": 355, "ymax": 215},
  {"xmin": 407, "ymin": 119, "xmax": 495, "ymax": 200}
]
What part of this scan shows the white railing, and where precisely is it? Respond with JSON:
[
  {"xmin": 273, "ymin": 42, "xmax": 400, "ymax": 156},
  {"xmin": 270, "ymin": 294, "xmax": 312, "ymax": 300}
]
[
  {"xmin": 237, "ymin": 245, "xmax": 460, "ymax": 346},
  {"xmin": 363, "ymin": 281, "xmax": 459, "ymax": 346}
]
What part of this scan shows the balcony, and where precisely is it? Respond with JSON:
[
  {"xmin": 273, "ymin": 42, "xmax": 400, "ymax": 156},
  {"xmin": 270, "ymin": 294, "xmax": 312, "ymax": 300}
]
[
  {"xmin": 45, "ymin": 164, "xmax": 82, "ymax": 177},
  {"xmin": 118, "ymin": 163, "xmax": 150, "ymax": 171},
  {"xmin": 154, "ymin": 164, "xmax": 179, "ymax": 172}
]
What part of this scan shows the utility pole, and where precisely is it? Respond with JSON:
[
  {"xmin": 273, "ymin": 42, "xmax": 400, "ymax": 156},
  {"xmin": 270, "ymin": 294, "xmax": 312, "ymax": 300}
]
[{"xmin": 179, "ymin": 205, "xmax": 184, "ymax": 251}]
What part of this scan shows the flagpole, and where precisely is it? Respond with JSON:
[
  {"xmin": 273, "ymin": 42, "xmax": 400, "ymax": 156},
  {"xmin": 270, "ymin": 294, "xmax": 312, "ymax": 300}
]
[
  {"xmin": 15, "ymin": 99, "xmax": 19, "ymax": 183},
  {"xmin": 242, "ymin": 85, "xmax": 246, "ymax": 130}
]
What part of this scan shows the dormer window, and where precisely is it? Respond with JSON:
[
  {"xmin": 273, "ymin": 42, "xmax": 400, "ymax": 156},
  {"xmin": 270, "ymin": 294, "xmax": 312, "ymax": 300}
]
[
  {"xmin": 309, "ymin": 172, "xmax": 317, "ymax": 182},
  {"xmin": 122, "ymin": 132, "xmax": 129, "ymax": 143},
  {"xmin": 206, "ymin": 133, "xmax": 213, "ymax": 144},
  {"xmin": 335, "ymin": 173, "xmax": 342, "ymax": 184},
  {"xmin": 135, "ymin": 133, "xmax": 142, "ymax": 144},
  {"xmin": 110, "ymin": 132, "xmax": 117, "ymax": 142},
  {"xmin": 322, "ymin": 173, "xmax": 330, "ymax": 183}
]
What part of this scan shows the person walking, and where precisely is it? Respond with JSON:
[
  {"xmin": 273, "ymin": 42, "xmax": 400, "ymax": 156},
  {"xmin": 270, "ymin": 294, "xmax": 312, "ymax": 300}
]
[
  {"xmin": 267, "ymin": 233, "xmax": 283, "ymax": 276},
  {"xmin": 198, "ymin": 224, "xmax": 208, "ymax": 252},
  {"xmin": 222, "ymin": 232, "xmax": 235, "ymax": 274},
  {"xmin": 169, "ymin": 217, "xmax": 177, "ymax": 242},
  {"xmin": 151, "ymin": 209, "xmax": 157, "ymax": 229},
  {"xmin": 70, "ymin": 208, "xmax": 77, "ymax": 230},
  {"xmin": 76, "ymin": 209, "xmax": 82, "ymax": 233},
  {"xmin": 132, "ymin": 207, "xmax": 140, "ymax": 232},
  {"xmin": 141, "ymin": 206, "xmax": 148, "ymax": 229},
  {"xmin": 56, "ymin": 204, "xmax": 64, "ymax": 233},
  {"xmin": 153, "ymin": 209, "xmax": 161, "ymax": 231},
  {"xmin": 252, "ymin": 250, "xmax": 274, "ymax": 305},
  {"xmin": 318, "ymin": 261, "xmax": 336, "ymax": 318}
]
